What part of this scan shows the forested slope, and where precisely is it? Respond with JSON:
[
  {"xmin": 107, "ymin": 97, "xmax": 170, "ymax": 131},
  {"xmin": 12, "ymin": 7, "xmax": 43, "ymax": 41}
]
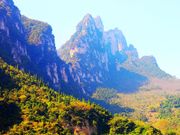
[{"xmin": 0, "ymin": 58, "xmax": 161, "ymax": 134}]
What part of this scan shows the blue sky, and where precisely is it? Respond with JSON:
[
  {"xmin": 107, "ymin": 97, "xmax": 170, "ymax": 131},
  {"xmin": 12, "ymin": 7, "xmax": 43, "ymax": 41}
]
[{"xmin": 14, "ymin": 0, "xmax": 180, "ymax": 78}]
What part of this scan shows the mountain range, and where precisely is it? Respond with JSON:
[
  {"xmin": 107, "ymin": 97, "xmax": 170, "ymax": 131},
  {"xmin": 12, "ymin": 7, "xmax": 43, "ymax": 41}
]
[
  {"xmin": 59, "ymin": 14, "xmax": 171, "ymax": 94},
  {"xmin": 0, "ymin": 0, "xmax": 179, "ymax": 134},
  {"xmin": 0, "ymin": 52, "xmax": 162, "ymax": 134},
  {"xmin": 0, "ymin": 0, "xmax": 82, "ymax": 97},
  {"xmin": 0, "ymin": 0, "xmax": 171, "ymax": 98}
]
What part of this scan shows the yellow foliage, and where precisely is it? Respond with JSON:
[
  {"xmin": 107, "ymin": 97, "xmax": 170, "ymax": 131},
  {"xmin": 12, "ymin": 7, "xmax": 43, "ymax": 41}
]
[
  {"xmin": 71, "ymin": 101, "xmax": 92, "ymax": 111},
  {"xmin": 153, "ymin": 119, "xmax": 169, "ymax": 134},
  {"xmin": 19, "ymin": 95, "xmax": 27, "ymax": 101}
]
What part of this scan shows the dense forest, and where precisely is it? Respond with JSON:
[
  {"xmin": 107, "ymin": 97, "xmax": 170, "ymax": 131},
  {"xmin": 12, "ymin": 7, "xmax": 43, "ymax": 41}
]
[{"xmin": 0, "ymin": 58, "xmax": 162, "ymax": 134}]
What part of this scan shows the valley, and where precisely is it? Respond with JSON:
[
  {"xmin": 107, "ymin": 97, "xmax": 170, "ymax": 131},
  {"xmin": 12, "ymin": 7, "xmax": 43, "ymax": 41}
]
[{"xmin": 93, "ymin": 78, "xmax": 180, "ymax": 134}]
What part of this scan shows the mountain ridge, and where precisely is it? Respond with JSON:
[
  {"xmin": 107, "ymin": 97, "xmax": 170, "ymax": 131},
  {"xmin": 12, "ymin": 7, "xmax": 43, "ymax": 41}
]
[
  {"xmin": 0, "ymin": 0, "xmax": 178, "ymax": 134},
  {"xmin": 0, "ymin": 0, "xmax": 84, "ymax": 97},
  {"xmin": 0, "ymin": 0, "xmax": 172, "ymax": 97},
  {"xmin": 59, "ymin": 14, "xmax": 171, "ymax": 94},
  {"xmin": 0, "ymin": 55, "xmax": 162, "ymax": 135}
]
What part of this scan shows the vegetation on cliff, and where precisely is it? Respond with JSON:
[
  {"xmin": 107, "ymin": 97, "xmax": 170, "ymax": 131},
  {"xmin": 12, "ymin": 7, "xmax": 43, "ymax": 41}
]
[{"xmin": 0, "ymin": 58, "xmax": 162, "ymax": 134}]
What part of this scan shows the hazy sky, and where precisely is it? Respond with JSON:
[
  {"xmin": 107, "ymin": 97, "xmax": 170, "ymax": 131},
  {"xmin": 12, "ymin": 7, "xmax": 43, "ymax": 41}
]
[{"xmin": 14, "ymin": 0, "xmax": 180, "ymax": 78}]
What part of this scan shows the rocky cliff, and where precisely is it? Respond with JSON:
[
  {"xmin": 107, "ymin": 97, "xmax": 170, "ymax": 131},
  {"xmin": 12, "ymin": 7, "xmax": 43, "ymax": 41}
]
[
  {"xmin": 0, "ymin": 0, "xmax": 171, "ymax": 97},
  {"xmin": 59, "ymin": 14, "xmax": 171, "ymax": 94},
  {"xmin": 0, "ymin": 0, "xmax": 29, "ymax": 66},
  {"xmin": 0, "ymin": 0, "xmax": 82, "ymax": 96}
]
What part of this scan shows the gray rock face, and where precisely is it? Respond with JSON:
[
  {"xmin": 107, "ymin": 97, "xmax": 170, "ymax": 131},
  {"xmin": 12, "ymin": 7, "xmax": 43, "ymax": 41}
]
[
  {"xmin": 0, "ymin": 0, "xmax": 29, "ymax": 65},
  {"xmin": 59, "ymin": 14, "xmax": 157, "ymax": 94},
  {"xmin": 0, "ymin": 0, "xmax": 171, "ymax": 97},
  {"xmin": 104, "ymin": 28, "xmax": 128, "ymax": 55},
  {"xmin": 0, "ymin": 0, "xmax": 83, "ymax": 97},
  {"xmin": 59, "ymin": 14, "xmax": 172, "ymax": 94},
  {"xmin": 59, "ymin": 14, "xmax": 108, "ymax": 94},
  {"xmin": 94, "ymin": 16, "xmax": 104, "ymax": 32}
]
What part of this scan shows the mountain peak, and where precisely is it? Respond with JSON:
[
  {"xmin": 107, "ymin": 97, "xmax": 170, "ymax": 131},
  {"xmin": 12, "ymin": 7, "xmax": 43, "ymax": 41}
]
[
  {"xmin": 76, "ymin": 14, "xmax": 95, "ymax": 31},
  {"xmin": 0, "ymin": 0, "xmax": 14, "ymax": 6},
  {"xmin": 0, "ymin": 0, "xmax": 18, "ymax": 16},
  {"xmin": 76, "ymin": 14, "xmax": 104, "ymax": 36},
  {"xmin": 140, "ymin": 56, "xmax": 158, "ymax": 65},
  {"xmin": 21, "ymin": 16, "xmax": 53, "ymax": 46},
  {"xmin": 95, "ymin": 16, "xmax": 104, "ymax": 32},
  {"xmin": 125, "ymin": 44, "xmax": 139, "ymax": 60},
  {"xmin": 104, "ymin": 28, "xmax": 128, "ymax": 55},
  {"xmin": 83, "ymin": 13, "xmax": 94, "ymax": 21}
]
